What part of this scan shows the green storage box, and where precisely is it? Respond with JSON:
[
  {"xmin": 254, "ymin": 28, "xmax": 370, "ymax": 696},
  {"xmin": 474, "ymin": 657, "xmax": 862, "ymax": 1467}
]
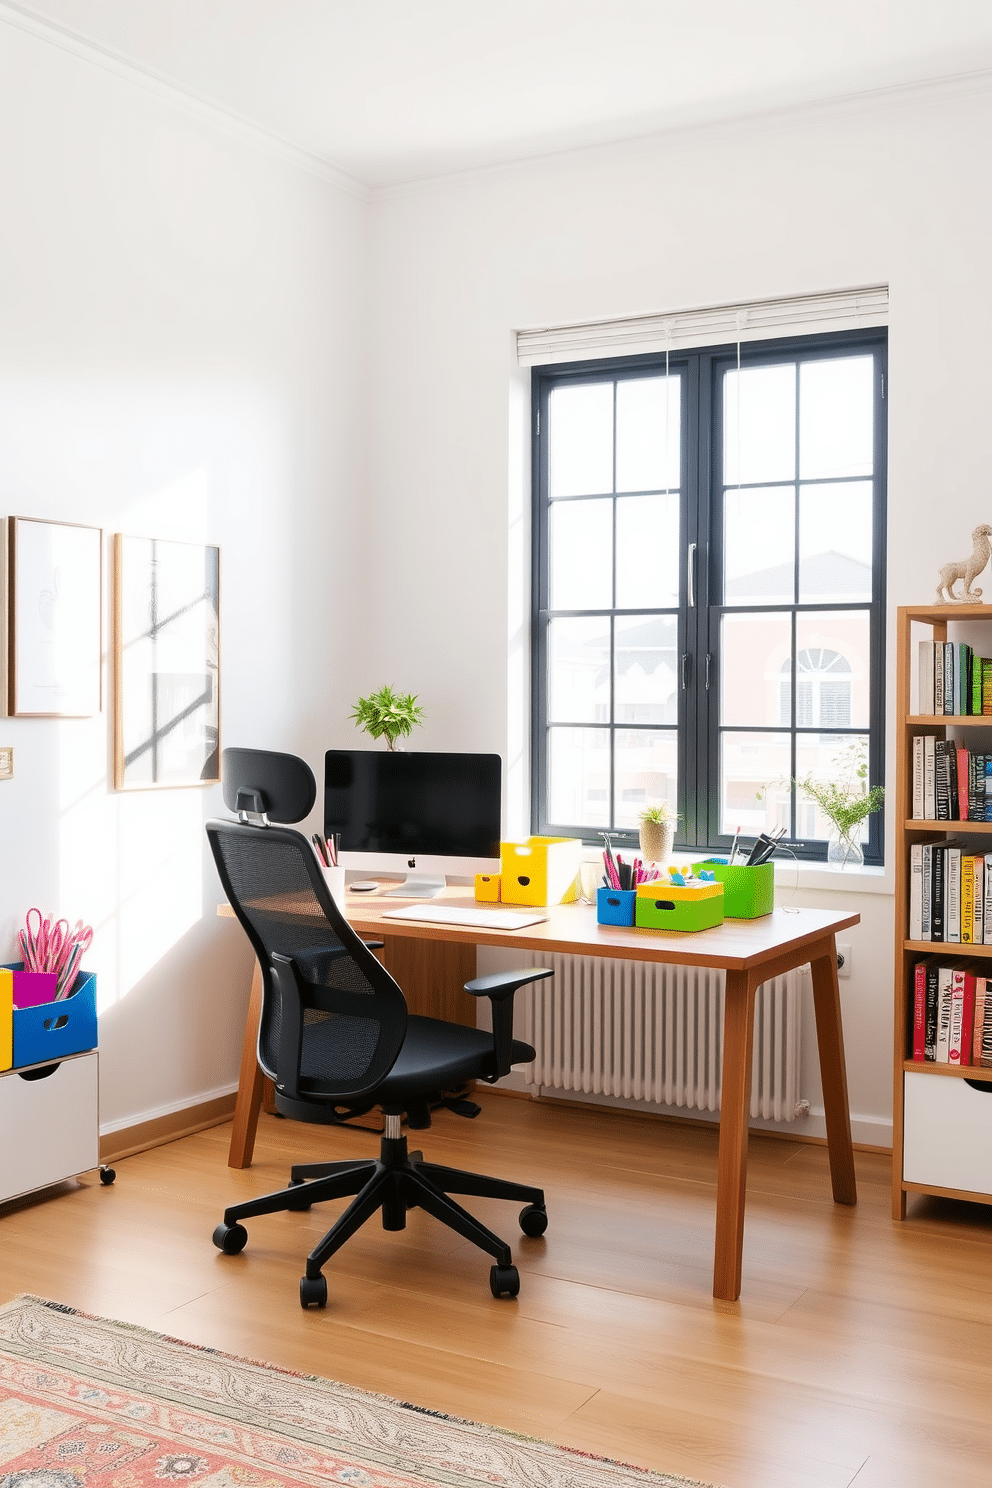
[
  {"xmin": 635, "ymin": 882, "xmax": 724, "ymax": 933},
  {"xmin": 693, "ymin": 861, "xmax": 775, "ymax": 918}
]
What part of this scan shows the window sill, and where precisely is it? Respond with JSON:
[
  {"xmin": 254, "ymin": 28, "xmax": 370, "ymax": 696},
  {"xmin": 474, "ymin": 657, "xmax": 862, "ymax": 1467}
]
[{"xmin": 580, "ymin": 851, "xmax": 892, "ymax": 896}]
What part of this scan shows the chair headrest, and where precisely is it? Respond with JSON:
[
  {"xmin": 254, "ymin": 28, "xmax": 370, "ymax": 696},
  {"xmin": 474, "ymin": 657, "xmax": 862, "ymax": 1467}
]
[{"xmin": 222, "ymin": 748, "xmax": 316, "ymax": 824}]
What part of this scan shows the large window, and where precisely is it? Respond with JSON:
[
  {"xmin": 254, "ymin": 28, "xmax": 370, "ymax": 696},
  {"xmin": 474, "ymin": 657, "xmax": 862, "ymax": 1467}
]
[{"xmin": 531, "ymin": 329, "xmax": 886, "ymax": 863}]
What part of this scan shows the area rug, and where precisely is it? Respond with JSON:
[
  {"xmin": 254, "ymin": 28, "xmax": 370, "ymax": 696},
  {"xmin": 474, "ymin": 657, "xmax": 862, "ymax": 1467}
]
[{"xmin": 0, "ymin": 1296, "xmax": 717, "ymax": 1488}]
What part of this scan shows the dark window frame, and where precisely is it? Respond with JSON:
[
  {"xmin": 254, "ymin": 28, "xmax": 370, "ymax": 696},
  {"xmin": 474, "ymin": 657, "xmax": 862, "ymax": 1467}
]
[{"xmin": 531, "ymin": 326, "xmax": 887, "ymax": 864}]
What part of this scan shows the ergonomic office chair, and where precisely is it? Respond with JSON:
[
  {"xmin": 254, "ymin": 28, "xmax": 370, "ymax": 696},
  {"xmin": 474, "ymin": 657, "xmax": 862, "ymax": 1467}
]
[{"xmin": 206, "ymin": 747, "xmax": 553, "ymax": 1308}]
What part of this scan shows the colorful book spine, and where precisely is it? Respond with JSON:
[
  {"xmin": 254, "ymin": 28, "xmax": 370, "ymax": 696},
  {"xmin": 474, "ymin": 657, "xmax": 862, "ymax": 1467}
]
[
  {"xmin": 912, "ymin": 961, "xmax": 927, "ymax": 1061},
  {"xmin": 958, "ymin": 851, "xmax": 971, "ymax": 943},
  {"xmin": 924, "ymin": 960, "xmax": 940, "ymax": 1060},
  {"xmin": 948, "ymin": 967, "xmax": 967, "ymax": 1063},
  {"xmin": 912, "ymin": 736, "xmax": 924, "ymax": 820},
  {"xmin": 983, "ymin": 657, "xmax": 992, "ymax": 715},
  {"xmin": 956, "ymin": 747, "xmax": 970, "ymax": 821},
  {"xmin": 935, "ymin": 966, "xmax": 954, "ymax": 1061},
  {"xmin": 972, "ymin": 653, "xmax": 985, "ymax": 715},
  {"xmin": 973, "ymin": 856, "xmax": 984, "ymax": 947},
  {"xmin": 947, "ymin": 846, "xmax": 962, "ymax": 943},
  {"xmin": 974, "ymin": 977, "xmax": 992, "ymax": 1067}
]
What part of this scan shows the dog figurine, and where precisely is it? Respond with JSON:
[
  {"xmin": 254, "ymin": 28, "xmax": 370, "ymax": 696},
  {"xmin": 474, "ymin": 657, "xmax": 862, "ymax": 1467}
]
[{"xmin": 936, "ymin": 524, "xmax": 992, "ymax": 604}]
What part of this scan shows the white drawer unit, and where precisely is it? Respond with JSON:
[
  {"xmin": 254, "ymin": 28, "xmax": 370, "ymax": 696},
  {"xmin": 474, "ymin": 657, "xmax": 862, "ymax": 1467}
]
[
  {"xmin": 0, "ymin": 1051, "xmax": 101, "ymax": 1203},
  {"xmin": 903, "ymin": 1071, "xmax": 992, "ymax": 1198}
]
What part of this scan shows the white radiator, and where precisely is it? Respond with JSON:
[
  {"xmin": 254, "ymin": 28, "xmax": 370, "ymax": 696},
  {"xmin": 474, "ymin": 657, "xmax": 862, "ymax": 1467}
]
[{"xmin": 519, "ymin": 952, "xmax": 808, "ymax": 1122}]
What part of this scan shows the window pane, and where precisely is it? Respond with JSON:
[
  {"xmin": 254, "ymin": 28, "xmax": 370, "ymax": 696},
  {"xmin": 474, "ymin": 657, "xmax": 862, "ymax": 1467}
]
[
  {"xmin": 616, "ymin": 493, "xmax": 680, "ymax": 607},
  {"xmin": 616, "ymin": 375, "xmax": 680, "ymax": 493},
  {"xmin": 795, "ymin": 611, "xmax": 870, "ymax": 728},
  {"xmin": 799, "ymin": 482, "xmax": 873, "ymax": 602},
  {"xmin": 724, "ymin": 363, "xmax": 796, "ymax": 485},
  {"xmin": 549, "ymin": 383, "xmax": 613, "ymax": 497},
  {"xmin": 548, "ymin": 727, "xmax": 609, "ymax": 829},
  {"xmin": 548, "ymin": 618, "xmax": 610, "ymax": 723},
  {"xmin": 615, "ymin": 615, "xmax": 678, "ymax": 724},
  {"xmin": 550, "ymin": 497, "xmax": 612, "ymax": 609},
  {"xmin": 720, "ymin": 731, "xmax": 792, "ymax": 839},
  {"xmin": 721, "ymin": 612, "xmax": 792, "ymax": 726},
  {"xmin": 800, "ymin": 356, "xmax": 874, "ymax": 480},
  {"xmin": 724, "ymin": 486, "xmax": 795, "ymax": 605},
  {"xmin": 795, "ymin": 733, "xmax": 872, "ymax": 842},
  {"xmin": 614, "ymin": 729, "xmax": 677, "ymax": 831}
]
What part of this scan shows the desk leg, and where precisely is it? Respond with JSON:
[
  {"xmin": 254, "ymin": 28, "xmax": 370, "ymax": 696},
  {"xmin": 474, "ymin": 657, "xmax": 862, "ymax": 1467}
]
[
  {"xmin": 713, "ymin": 967, "xmax": 758, "ymax": 1302},
  {"xmin": 228, "ymin": 958, "xmax": 265, "ymax": 1169},
  {"xmin": 809, "ymin": 936, "xmax": 857, "ymax": 1207}
]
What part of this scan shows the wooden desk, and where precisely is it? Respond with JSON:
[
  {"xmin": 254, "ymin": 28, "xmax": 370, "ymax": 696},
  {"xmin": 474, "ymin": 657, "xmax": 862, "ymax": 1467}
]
[{"xmin": 221, "ymin": 887, "xmax": 859, "ymax": 1302}]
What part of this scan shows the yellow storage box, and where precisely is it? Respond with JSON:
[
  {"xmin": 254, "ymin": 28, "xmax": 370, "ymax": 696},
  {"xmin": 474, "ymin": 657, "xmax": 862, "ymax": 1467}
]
[
  {"xmin": 475, "ymin": 873, "xmax": 501, "ymax": 902},
  {"xmin": 500, "ymin": 836, "xmax": 583, "ymax": 906},
  {"xmin": 0, "ymin": 967, "xmax": 11, "ymax": 1072}
]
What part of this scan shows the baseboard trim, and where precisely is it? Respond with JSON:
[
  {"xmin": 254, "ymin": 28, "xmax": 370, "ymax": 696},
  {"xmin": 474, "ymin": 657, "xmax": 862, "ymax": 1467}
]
[
  {"xmin": 99, "ymin": 1093, "xmax": 237, "ymax": 1164},
  {"xmin": 484, "ymin": 1084, "xmax": 892, "ymax": 1154}
]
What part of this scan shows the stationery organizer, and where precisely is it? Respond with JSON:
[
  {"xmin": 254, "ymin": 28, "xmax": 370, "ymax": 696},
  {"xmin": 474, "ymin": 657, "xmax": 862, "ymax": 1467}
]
[
  {"xmin": 2, "ymin": 964, "xmax": 97, "ymax": 1069},
  {"xmin": 693, "ymin": 861, "xmax": 775, "ymax": 919},
  {"xmin": 634, "ymin": 880, "xmax": 725, "ymax": 933},
  {"xmin": 475, "ymin": 873, "xmax": 501, "ymax": 902},
  {"xmin": 596, "ymin": 886, "xmax": 637, "ymax": 926},
  {"xmin": 500, "ymin": 837, "xmax": 584, "ymax": 907}
]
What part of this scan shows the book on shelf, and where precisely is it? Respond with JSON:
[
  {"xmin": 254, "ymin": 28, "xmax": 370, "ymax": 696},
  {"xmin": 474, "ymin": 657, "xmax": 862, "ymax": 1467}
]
[
  {"xmin": 911, "ymin": 957, "xmax": 931, "ymax": 1061},
  {"xmin": 974, "ymin": 975, "xmax": 992, "ymax": 1067},
  {"xmin": 985, "ymin": 758, "xmax": 992, "ymax": 821},
  {"xmin": 919, "ymin": 640, "xmax": 935, "ymax": 714},
  {"xmin": 972, "ymin": 855, "xmax": 984, "ymax": 946},
  {"xmin": 909, "ymin": 842, "xmax": 924, "ymax": 939},
  {"xmin": 934, "ymin": 644, "xmax": 945, "ymax": 714},
  {"xmin": 924, "ymin": 959, "xmax": 940, "ymax": 1061},
  {"xmin": 948, "ymin": 965, "xmax": 979, "ymax": 1065},
  {"xmin": 956, "ymin": 746, "xmax": 970, "ymax": 821},
  {"xmin": 984, "ymin": 658, "xmax": 992, "ymax": 715},
  {"xmin": 923, "ymin": 735, "xmax": 936, "ymax": 819},
  {"xmin": 985, "ymin": 853, "xmax": 992, "ymax": 943},
  {"xmin": 912, "ymin": 736, "xmax": 924, "ymax": 819},
  {"xmin": 921, "ymin": 843, "xmax": 932, "ymax": 939},
  {"xmin": 943, "ymin": 643, "xmax": 954, "ymax": 715},
  {"xmin": 934, "ymin": 739, "xmax": 951, "ymax": 821},
  {"xmin": 947, "ymin": 844, "xmax": 963, "ymax": 943},
  {"xmin": 930, "ymin": 843, "xmax": 946, "ymax": 941},
  {"xmin": 935, "ymin": 965, "xmax": 954, "ymax": 1060}
]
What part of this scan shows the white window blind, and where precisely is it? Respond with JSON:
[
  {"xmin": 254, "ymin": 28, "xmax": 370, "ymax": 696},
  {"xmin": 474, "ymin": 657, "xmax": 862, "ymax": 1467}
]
[{"xmin": 516, "ymin": 285, "xmax": 888, "ymax": 366}]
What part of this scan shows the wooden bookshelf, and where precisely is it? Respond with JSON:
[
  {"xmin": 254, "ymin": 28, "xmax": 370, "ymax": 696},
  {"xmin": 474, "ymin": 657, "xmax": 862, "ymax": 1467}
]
[{"xmin": 893, "ymin": 605, "xmax": 992, "ymax": 1218}]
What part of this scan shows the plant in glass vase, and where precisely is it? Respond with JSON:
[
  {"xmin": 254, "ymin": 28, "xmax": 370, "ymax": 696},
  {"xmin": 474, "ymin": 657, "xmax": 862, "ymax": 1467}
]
[
  {"xmin": 638, "ymin": 802, "xmax": 679, "ymax": 864},
  {"xmin": 796, "ymin": 740, "xmax": 884, "ymax": 869}
]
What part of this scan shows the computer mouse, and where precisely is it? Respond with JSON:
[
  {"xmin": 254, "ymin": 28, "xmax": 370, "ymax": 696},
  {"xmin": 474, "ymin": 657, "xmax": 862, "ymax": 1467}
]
[{"xmin": 349, "ymin": 880, "xmax": 380, "ymax": 892}]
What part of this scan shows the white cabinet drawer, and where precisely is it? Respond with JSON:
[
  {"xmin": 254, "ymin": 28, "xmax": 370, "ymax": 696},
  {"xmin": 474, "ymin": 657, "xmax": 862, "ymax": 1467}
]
[
  {"xmin": 903, "ymin": 1071, "xmax": 992, "ymax": 1197},
  {"xmin": 0, "ymin": 1052, "xmax": 99, "ymax": 1202}
]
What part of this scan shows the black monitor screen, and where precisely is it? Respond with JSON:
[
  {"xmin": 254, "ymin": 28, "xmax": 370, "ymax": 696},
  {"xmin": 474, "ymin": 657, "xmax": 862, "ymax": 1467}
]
[{"xmin": 324, "ymin": 750, "xmax": 501, "ymax": 859}]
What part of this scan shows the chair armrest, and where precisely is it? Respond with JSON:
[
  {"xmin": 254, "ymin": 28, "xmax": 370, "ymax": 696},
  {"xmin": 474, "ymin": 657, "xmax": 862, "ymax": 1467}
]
[{"xmin": 464, "ymin": 966, "xmax": 553, "ymax": 1079}]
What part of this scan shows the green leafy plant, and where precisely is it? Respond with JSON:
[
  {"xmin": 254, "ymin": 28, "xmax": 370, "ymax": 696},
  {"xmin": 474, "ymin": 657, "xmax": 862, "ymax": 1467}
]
[
  {"xmin": 349, "ymin": 685, "xmax": 424, "ymax": 751},
  {"xmin": 795, "ymin": 739, "xmax": 884, "ymax": 839},
  {"xmin": 639, "ymin": 802, "xmax": 679, "ymax": 825}
]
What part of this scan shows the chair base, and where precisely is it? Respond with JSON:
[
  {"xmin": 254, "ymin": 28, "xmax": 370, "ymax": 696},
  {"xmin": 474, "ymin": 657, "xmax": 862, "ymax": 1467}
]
[{"xmin": 213, "ymin": 1131, "xmax": 547, "ymax": 1308}]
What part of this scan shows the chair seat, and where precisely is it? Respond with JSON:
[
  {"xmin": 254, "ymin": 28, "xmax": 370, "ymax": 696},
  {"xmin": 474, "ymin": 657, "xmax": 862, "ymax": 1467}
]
[{"xmin": 296, "ymin": 1013, "xmax": 535, "ymax": 1109}]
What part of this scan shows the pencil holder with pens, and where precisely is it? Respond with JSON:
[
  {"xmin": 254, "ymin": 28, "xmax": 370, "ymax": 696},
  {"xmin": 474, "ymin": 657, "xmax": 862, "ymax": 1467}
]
[
  {"xmin": 2, "ymin": 963, "xmax": 97, "ymax": 1068},
  {"xmin": 692, "ymin": 861, "xmax": 775, "ymax": 919},
  {"xmin": 596, "ymin": 887, "xmax": 637, "ymax": 927}
]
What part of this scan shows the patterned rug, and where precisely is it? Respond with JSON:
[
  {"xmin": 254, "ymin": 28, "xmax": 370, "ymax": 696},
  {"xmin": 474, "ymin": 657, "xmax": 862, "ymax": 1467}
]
[{"xmin": 0, "ymin": 1296, "xmax": 717, "ymax": 1488}]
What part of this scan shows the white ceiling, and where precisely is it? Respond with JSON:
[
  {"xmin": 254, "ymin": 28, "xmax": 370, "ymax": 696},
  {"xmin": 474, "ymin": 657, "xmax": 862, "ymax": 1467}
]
[{"xmin": 6, "ymin": 0, "xmax": 992, "ymax": 187}]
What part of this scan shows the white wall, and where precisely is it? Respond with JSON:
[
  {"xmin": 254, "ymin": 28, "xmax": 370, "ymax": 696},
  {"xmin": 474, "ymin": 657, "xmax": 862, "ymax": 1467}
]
[
  {"xmin": 366, "ymin": 82, "xmax": 992, "ymax": 1146},
  {"xmin": 0, "ymin": 22, "xmax": 369, "ymax": 1130}
]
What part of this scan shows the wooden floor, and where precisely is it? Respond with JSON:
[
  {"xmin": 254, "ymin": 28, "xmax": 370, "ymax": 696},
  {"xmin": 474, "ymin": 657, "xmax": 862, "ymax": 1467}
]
[{"xmin": 2, "ymin": 1093, "xmax": 990, "ymax": 1488}]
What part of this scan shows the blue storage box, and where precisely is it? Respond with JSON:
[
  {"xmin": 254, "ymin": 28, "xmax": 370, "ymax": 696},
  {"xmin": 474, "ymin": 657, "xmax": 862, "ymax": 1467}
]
[
  {"xmin": 5, "ymin": 964, "xmax": 97, "ymax": 1068},
  {"xmin": 597, "ymin": 887, "xmax": 637, "ymax": 926}
]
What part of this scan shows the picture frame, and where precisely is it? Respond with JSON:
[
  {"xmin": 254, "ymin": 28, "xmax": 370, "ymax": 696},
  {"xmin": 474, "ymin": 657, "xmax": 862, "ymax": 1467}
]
[
  {"xmin": 6, "ymin": 516, "xmax": 103, "ymax": 718},
  {"xmin": 114, "ymin": 534, "xmax": 220, "ymax": 790}
]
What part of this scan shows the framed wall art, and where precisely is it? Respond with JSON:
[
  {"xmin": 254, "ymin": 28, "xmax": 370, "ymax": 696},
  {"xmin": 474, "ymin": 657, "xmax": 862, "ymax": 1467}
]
[
  {"xmin": 6, "ymin": 517, "xmax": 103, "ymax": 717},
  {"xmin": 114, "ymin": 535, "xmax": 220, "ymax": 790}
]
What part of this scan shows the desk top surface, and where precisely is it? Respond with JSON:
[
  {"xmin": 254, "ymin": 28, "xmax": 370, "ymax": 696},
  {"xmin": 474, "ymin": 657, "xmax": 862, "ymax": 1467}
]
[{"xmin": 223, "ymin": 883, "xmax": 858, "ymax": 973}]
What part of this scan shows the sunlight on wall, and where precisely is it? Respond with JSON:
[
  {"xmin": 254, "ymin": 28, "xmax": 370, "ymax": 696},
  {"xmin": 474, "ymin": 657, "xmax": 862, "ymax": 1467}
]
[{"xmin": 111, "ymin": 789, "xmax": 203, "ymax": 1006}]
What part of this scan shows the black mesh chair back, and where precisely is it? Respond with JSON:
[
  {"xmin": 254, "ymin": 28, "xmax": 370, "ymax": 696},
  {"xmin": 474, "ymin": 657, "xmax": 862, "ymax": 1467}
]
[{"xmin": 207, "ymin": 818, "xmax": 407, "ymax": 1105}]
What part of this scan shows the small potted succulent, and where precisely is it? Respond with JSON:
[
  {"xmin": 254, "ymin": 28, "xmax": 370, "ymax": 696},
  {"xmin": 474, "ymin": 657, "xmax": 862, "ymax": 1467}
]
[
  {"xmin": 349, "ymin": 685, "xmax": 424, "ymax": 751},
  {"xmin": 638, "ymin": 802, "xmax": 679, "ymax": 864}
]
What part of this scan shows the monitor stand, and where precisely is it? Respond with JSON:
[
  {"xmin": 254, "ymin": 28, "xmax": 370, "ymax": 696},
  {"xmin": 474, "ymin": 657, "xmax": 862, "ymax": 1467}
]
[{"xmin": 382, "ymin": 873, "xmax": 447, "ymax": 899}]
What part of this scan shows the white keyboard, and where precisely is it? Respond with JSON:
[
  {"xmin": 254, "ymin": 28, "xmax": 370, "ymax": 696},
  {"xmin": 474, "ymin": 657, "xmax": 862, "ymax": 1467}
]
[{"xmin": 379, "ymin": 904, "xmax": 549, "ymax": 931}]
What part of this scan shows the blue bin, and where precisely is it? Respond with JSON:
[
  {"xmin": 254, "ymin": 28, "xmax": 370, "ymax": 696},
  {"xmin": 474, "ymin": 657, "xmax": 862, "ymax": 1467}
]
[
  {"xmin": 7, "ymin": 965, "xmax": 97, "ymax": 1068},
  {"xmin": 597, "ymin": 887, "xmax": 637, "ymax": 927}
]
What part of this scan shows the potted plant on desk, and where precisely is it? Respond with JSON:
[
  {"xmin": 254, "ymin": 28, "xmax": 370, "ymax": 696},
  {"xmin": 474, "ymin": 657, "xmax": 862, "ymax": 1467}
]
[
  {"xmin": 350, "ymin": 684, "xmax": 425, "ymax": 751},
  {"xmin": 638, "ymin": 802, "xmax": 679, "ymax": 864}
]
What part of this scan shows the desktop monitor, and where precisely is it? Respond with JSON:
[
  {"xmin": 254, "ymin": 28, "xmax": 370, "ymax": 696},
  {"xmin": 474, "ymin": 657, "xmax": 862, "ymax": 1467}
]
[{"xmin": 324, "ymin": 749, "xmax": 502, "ymax": 897}]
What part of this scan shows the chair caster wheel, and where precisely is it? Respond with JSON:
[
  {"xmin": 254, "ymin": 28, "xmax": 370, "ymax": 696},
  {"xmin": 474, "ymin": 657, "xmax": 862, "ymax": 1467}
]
[
  {"xmin": 287, "ymin": 1179, "xmax": 311, "ymax": 1211},
  {"xmin": 490, "ymin": 1264, "xmax": 520, "ymax": 1299},
  {"xmin": 212, "ymin": 1222, "xmax": 248, "ymax": 1255},
  {"xmin": 300, "ymin": 1273, "xmax": 327, "ymax": 1309},
  {"xmin": 99, "ymin": 1167, "xmax": 116, "ymax": 1186},
  {"xmin": 519, "ymin": 1203, "xmax": 547, "ymax": 1237}
]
